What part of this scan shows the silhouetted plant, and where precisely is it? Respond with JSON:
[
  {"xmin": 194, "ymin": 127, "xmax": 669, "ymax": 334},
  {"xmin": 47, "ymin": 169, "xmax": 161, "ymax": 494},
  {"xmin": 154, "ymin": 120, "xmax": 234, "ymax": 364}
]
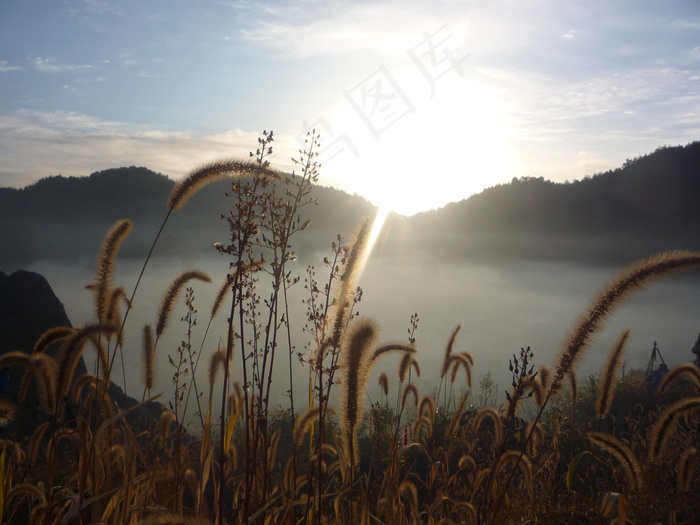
[{"xmin": 4, "ymin": 130, "xmax": 700, "ymax": 524}]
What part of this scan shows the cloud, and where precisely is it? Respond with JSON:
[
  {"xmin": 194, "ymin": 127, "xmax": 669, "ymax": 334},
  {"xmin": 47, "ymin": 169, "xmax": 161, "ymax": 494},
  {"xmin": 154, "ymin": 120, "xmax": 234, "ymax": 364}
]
[
  {"xmin": 0, "ymin": 61, "xmax": 22, "ymax": 72},
  {"xmin": 32, "ymin": 57, "xmax": 95, "ymax": 73},
  {"xmin": 237, "ymin": 0, "xmax": 451, "ymax": 58},
  {"xmin": 0, "ymin": 110, "xmax": 298, "ymax": 188},
  {"xmin": 82, "ymin": 0, "xmax": 123, "ymax": 14}
]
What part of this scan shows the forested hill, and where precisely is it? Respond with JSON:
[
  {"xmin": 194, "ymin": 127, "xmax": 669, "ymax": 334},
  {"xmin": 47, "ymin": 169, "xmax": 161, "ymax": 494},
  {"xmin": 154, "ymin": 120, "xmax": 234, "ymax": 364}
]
[
  {"xmin": 2, "ymin": 141, "xmax": 700, "ymax": 268},
  {"xmin": 0, "ymin": 167, "xmax": 375, "ymax": 229},
  {"xmin": 404, "ymin": 141, "xmax": 700, "ymax": 264},
  {"xmin": 0, "ymin": 167, "xmax": 376, "ymax": 268}
]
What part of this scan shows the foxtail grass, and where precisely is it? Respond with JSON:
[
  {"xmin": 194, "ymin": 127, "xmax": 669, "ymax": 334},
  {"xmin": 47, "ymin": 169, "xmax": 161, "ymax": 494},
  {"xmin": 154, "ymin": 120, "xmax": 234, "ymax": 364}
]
[
  {"xmin": 595, "ymin": 330, "xmax": 630, "ymax": 422},
  {"xmin": 155, "ymin": 270, "xmax": 211, "ymax": 338},
  {"xmin": 677, "ymin": 447, "xmax": 697, "ymax": 493},
  {"xmin": 488, "ymin": 250, "xmax": 700, "ymax": 520},
  {"xmin": 648, "ymin": 397, "xmax": 700, "ymax": 463},
  {"xmin": 294, "ymin": 407, "xmax": 333, "ymax": 449},
  {"xmin": 525, "ymin": 421, "xmax": 544, "ymax": 457},
  {"xmin": 71, "ymin": 374, "xmax": 116, "ymax": 419},
  {"xmin": 94, "ymin": 219, "xmax": 132, "ymax": 323},
  {"xmin": 110, "ymin": 160, "xmax": 269, "ymax": 393},
  {"xmin": 401, "ymin": 382, "xmax": 419, "ymax": 411},
  {"xmin": 340, "ymin": 317, "xmax": 379, "ymax": 470},
  {"xmin": 398, "ymin": 352, "xmax": 420, "ymax": 382},
  {"xmin": 472, "ymin": 407, "xmax": 503, "ymax": 448},
  {"xmin": 448, "ymin": 353, "xmax": 473, "ymax": 386},
  {"xmin": 418, "ymin": 395, "xmax": 436, "ymax": 422},
  {"xmin": 552, "ymin": 251, "xmax": 700, "ymax": 393},
  {"xmin": 19, "ymin": 354, "xmax": 58, "ymax": 413},
  {"xmin": 659, "ymin": 363, "xmax": 700, "ymax": 392},
  {"xmin": 536, "ymin": 365, "xmax": 552, "ymax": 391},
  {"xmin": 494, "ymin": 450, "xmax": 533, "ymax": 490},
  {"xmin": 440, "ymin": 325, "xmax": 462, "ymax": 379},
  {"xmin": 32, "ymin": 327, "xmax": 74, "ymax": 354},
  {"xmin": 328, "ymin": 219, "xmax": 370, "ymax": 350},
  {"xmin": 588, "ymin": 431, "xmax": 643, "ymax": 492},
  {"xmin": 378, "ymin": 372, "xmax": 389, "ymax": 399},
  {"xmin": 54, "ymin": 324, "xmax": 117, "ymax": 417},
  {"xmin": 142, "ymin": 325, "xmax": 155, "ymax": 393},
  {"xmin": 446, "ymin": 390, "xmax": 470, "ymax": 437},
  {"xmin": 167, "ymin": 159, "xmax": 276, "ymax": 212}
]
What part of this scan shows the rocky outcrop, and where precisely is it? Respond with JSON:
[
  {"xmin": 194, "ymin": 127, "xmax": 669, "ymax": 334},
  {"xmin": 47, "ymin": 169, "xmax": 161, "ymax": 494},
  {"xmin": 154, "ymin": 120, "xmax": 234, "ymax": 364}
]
[{"xmin": 0, "ymin": 269, "xmax": 164, "ymax": 438}]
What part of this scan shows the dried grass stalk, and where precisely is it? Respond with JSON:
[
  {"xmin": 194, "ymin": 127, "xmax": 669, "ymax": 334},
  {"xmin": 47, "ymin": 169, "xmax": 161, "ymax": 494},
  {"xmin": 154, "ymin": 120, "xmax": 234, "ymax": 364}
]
[
  {"xmin": 208, "ymin": 348, "xmax": 228, "ymax": 392},
  {"xmin": 447, "ymin": 390, "xmax": 470, "ymax": 437},
  {"xmin": 340, "ymin": 317, "xmax": 378, "ymax": 466},
  {"xmin": 648, "ymin": 397, "xmax": 700, "ymax": 463},
  {"xmin": 471, "ymin": 407, "xmax": 503, "ymax": 446},
  {"xmin": 659, "ymin": 363, "xmax": 700, "ymax": 392},
  {"xmin": 32, "ymin": 327, "xmax": 74, "ymax": 354},
  {"xmin": 677, "ymin": 447, "xmax": 698, "ymax": 493},
  {"xmin": 95, "ymin": 219, "xmax": 132, "ymax": 322},
  {"xmin": 155, "ymin": 270, "xmax": 211, "ymax": 337},
  {"xmin": 142, "ymin": 324, "xmax": 154, "ymax": 391},
  {"xmin": 398, "ymin": 353, "xmax": 421, "ymax": 382},
  {"xmin": 378, "ymin": 372, "xmax": 389, "ymax": 397},
  {"xmin": 588, "ymin": 431, "xmax": 643, "ymax": 491},
  {"xmin": 55, "ymin": 324, "xmax": 117, "ymax": 414},
  {"xmin": 168, "ymin": 159, "xmax": 276, "ymax": 212},
  {"xmin": 440, "ymin": 325, "xmax": 462, "ymax": 378},
  {"xmin": 495, "ymin": 450, "xmax": 533, "ymax": 490},
  {"xmin": 329, "ymin": 219, "xmax": 370, "ymax": 348},
  {"xmin": 553, "ymin": 251, "xmax": 700, "ymax": 392},
  {"xmin": 595, "ymin": 330, "xmax": 630, "ymax": 421},
  {"xmin": 401, "ymin": 382, "xmax": 419, "ymax": 411},
  {"xmin": 418, "ymin": 395, "xmax": 436, "ymax": 423},
  {"xmin": 293, "ymin": 406, "xmax": 335, "ymax": 449}
]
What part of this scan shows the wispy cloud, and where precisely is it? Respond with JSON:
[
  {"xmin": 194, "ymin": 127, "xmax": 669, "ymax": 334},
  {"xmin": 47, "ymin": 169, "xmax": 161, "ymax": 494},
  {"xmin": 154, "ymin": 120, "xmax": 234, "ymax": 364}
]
[
  {"xmin": 0, "ymin": 61, "xmax": 22, "ymax": 72},
  {"xmin": 32, "ymin": 57, "xmax": 95, "ymax": 73},
  {"xmin": 0, "ymin": 110, "xmax": 297, "ymax": 188},
  {"xmin": 237, "ymin": 0, "xmax": 450, "ymax": 58},
  {"xmin": 81, "ymin": 0, "xmax": 124, "ymax": 15}
]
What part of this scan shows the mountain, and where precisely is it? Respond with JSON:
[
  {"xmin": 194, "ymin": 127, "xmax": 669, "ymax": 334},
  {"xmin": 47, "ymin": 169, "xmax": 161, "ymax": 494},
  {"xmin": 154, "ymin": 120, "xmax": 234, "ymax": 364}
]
[
  {"xmin": 400, "ymin": 141, "xmax": 700, "ymax": 264},
  {"xmin": 1, "ymin": 141, "xmax": 700, "ymax": 269},
  {"xmin": 0, "ymin": 167, "xmax": 376, "ymax": 268}
]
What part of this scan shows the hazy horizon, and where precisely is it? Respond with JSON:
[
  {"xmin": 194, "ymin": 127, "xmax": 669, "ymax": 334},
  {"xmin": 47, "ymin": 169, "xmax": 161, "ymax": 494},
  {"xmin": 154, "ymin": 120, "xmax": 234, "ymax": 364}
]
[
  {"xmin": 2, "ymin": 1, "xmax": 699, "ymax": 214},
  {"xmin": 16, "ymin": 244, "xmax": 700, "ymax": 424}
]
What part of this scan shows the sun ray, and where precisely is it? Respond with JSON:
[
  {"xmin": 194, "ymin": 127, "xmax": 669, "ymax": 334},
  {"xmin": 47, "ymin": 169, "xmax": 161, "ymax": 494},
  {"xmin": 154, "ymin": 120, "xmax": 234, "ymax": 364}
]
[{"xmin": 356, "ymin": 206, "xmax": 391, "ymax": 282}]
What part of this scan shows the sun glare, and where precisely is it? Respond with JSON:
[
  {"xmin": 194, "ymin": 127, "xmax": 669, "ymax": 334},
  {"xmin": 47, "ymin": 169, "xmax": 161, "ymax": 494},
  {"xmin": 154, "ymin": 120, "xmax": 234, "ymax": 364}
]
[
  {"xmin": 356, "ymin": 206, "xmax": 391, "ymax": 281},
  {"xmin": 318, "ymin": 71, "xmax": 514, "ymax": 216}
]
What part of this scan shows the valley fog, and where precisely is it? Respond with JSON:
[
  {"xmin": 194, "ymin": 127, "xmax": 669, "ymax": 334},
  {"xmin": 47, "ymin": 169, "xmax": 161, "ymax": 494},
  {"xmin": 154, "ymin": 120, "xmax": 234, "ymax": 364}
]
[{"xmin": 23, "ymin": 244, "xmax": 700, "ymax": 429}]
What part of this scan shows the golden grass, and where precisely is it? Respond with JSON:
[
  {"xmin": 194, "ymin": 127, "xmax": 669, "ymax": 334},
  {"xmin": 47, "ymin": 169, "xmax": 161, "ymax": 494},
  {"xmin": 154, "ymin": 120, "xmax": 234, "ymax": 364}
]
[
  {"xmin": 553, "ymin": 251, "xmax": 700, "ymax": 393},
  {"xmin": 6, "ymin": 135, "xmax": 700, "ymax": 524},
  {"xmin": 595, "ymin": 330, "xmax": 630, "ymax": 421},
  {"xmin": 94, "ymin": 219, "xmax": 132, "ymax": 323},
  {"xmin": 588, "ymin": 431, "xmax": 643, "ymax": 492}
]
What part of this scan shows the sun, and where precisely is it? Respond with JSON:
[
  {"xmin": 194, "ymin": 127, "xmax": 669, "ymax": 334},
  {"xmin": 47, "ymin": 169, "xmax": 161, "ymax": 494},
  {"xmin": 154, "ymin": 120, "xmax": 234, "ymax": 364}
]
[{"xmin": 317, "ymin": 73, "xmax": 514, "ymax": 217}]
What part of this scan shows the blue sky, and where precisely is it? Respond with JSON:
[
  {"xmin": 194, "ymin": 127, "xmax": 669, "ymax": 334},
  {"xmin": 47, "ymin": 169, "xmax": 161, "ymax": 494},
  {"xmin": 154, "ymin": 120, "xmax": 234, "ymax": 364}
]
[{"xmin": 1, "ymin": 0, "xmax": 699, "ymax": 214}]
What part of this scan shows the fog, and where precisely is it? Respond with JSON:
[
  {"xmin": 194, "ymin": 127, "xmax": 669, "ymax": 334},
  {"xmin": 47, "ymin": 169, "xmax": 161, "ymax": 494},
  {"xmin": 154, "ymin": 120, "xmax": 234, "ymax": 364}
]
[{"xmin": 21, "ymin": 234, "xmax": 700, "ymax": 431}]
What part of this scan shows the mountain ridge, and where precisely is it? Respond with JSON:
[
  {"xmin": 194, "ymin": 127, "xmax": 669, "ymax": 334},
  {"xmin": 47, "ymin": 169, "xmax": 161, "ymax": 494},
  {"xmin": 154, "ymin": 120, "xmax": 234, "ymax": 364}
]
[
  {"xmin": 400, "ymin": 141, "xmax": 700, "ymax": 264},
  {"xmin": 1, "ymin": 141, "xmax": 699, "ymax": 268}
]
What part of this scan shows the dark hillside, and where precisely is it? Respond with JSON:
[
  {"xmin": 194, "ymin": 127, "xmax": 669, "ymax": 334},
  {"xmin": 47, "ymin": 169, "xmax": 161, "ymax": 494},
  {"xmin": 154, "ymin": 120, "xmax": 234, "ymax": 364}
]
[
  {"xmin": 407, "ymin": 141, "xmax": 700, "ymax": 263},
  {"xmin": 0, "ymin": 166, "xmax": 376, "ymax": 268},
  {"xmin": 2, "ymin": 141, "xmax": 700, "ymax": 268}
]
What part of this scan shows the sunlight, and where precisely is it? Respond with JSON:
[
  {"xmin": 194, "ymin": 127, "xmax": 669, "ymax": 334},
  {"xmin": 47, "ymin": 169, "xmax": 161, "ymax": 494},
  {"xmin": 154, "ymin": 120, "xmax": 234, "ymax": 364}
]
[
  {"xmin": 317, "ymin": 72, "xmax": 515, "ymax": 216},
  {"xmin": 356, "ymin": 206, "xmax": 391, "ymax": 281}
]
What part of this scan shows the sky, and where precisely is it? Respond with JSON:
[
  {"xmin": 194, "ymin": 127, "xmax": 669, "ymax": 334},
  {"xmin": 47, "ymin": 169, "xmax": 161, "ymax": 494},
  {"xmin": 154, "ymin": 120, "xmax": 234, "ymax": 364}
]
[{"xmin": 1, "ymin": 0, "xmax": 699, "ymax": 215}]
